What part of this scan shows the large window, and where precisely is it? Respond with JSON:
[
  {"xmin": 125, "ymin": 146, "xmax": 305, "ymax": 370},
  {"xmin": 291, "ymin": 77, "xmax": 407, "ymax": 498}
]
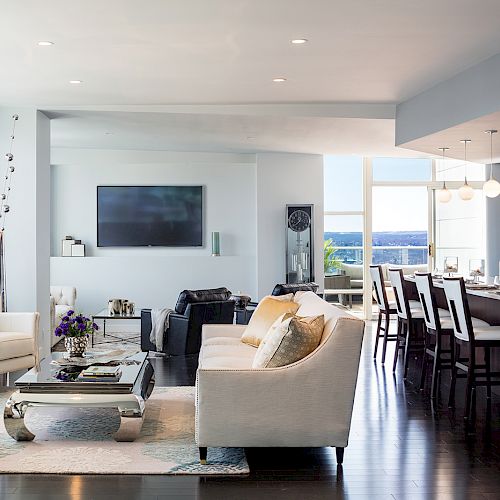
[
  {"xmin": 372, "ymin": 186, "xmax": 429, "ymax": 266},
  {"xmin": 323, "ymin": 155, "xmax": 487, "ymax": 319}
]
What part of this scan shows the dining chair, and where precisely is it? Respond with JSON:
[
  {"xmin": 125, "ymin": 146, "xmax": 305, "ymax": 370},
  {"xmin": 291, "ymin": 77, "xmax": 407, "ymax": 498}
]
[
  {"xmin": 415, "ymin": 272, "xmax": 454, "ymax": 399},
  {"xmin": 388, "ymin": 268, "xmax": 425, "ymax": 378},
  {"xmin": 442, "ymin": 277, "xmax": 500, "ymax": 421},
  {"xmin": 370, "ymin": 265, "xmax": 397, "ymax": 364}
]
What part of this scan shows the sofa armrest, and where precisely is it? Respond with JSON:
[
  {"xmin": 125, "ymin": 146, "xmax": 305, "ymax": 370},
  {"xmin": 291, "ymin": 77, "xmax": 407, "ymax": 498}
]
[
  {"xmin": 0, "ymin": 312, "xmax": 39, "ymax": 336},
  {"xmin": 0, "ymin": 312, "xmax": 40, "ymax": 364},
  {"xmin": 202, "ymin": 324, "xmax": 246, "ymax": 342},
  {"xmin": 141, "ymin": 309, "xmax": 189, "ymax": 354}
]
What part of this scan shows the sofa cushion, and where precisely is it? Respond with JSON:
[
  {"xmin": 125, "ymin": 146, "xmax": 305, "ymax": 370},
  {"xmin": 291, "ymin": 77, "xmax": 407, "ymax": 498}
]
[
  {"xmin": 241, "ymin": 297, "xmax": 299, "ymax": 347},
  {"xmin": 175, "ymin": 287, "xmax": 232, "ymax": 315},
  {"xmin": 294, "ymin": 291, "xmax": 356, "ymax": 343},
  {"xmin": 203, "ymin": 336, "xmax": 243, "ymax": 347},
  {"xmin": 0, "ymin": 332, "xmax": 34, "ymax": 361},
  {"xmin": 340, "ymin": 263, "xmax": 363, "ymax": 280},
  {"xmin": 271, "ymin": 282, "xmax": 319, "ymax": 296},
  {"xmin": 252, "ymin": 313, "xmax": 324, "ymax": 368},
  {"xmin": 199, "ymin": 342, "xmax": 256, "ymax": 369}
]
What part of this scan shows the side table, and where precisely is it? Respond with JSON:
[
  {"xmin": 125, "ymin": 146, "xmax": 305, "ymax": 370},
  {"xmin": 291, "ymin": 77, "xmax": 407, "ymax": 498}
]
[{"xmin": 91, "ymin": 308, "xmax": 142, "ymax": 347}]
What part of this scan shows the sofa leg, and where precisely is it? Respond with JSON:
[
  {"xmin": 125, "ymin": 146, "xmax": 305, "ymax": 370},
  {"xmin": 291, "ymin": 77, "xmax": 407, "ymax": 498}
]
[
  {"xmin": 199, "ymin": 447, "xmax": 207, "ymax": 465},
  {"xmin": 335, "ymin": 447, "xmax": 344, "ymax": 465}
]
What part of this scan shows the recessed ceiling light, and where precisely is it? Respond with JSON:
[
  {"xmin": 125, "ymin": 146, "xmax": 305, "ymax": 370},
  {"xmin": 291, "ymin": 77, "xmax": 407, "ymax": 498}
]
[
  {"xmin": 69, "ymin": 80, "xmax": 82, "ymax": 84},
  {"xmin": 272, "ymin": 77, "xmax": 287, "ymax": 82},
  {"xmin": 247, "ymin": 136, "xmax": 255, "ymax": 140},
  {"xmin": 291, "ymin": 39, "xmax": 308, "ymax": 44},
  {"xmin": 104, "ymin": 132, "xmax": 113, "ymax": 135},
  {"xmin": 37, "ymin": 41, "xmax": 54, "ymax": 46}
]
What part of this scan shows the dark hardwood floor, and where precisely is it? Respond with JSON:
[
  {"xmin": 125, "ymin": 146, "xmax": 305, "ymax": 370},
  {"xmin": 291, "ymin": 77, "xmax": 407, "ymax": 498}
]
[{"xmin": 3, "ymin": 322, "xmax": 500, "ymax": 499}]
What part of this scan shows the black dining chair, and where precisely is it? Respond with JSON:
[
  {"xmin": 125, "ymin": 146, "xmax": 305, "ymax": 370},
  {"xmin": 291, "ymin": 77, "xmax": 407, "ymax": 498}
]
[{"xmin": 443, "ymin": 277, "xmax": 500, "ymax": 421}]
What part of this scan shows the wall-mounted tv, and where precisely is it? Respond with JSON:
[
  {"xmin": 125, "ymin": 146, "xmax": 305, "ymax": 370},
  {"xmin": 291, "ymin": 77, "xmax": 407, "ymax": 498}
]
[{"xmin": 97, "ymin": 186, "xmax": 203, "ymax": 247}]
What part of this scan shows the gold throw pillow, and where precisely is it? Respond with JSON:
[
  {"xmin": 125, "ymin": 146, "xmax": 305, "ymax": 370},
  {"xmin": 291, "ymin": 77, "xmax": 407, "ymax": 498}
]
[
  {"xmin": 241, "ymin": 297, "xmax": 299, "ymax": 347},
  {"xmin": 252, "ymin": 313, "xmax": 324, "ymax": 368}
]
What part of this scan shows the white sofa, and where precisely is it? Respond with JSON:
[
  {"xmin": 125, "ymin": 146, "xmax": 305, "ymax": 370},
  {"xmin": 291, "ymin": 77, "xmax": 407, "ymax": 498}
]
[
  {"xmin": 50, "ymin": 286, "xmax": 77, "ymax": 347},
  {"xmin": 195, "ymin": 291, "xmax": 365, "ymax": 465},
  {"xmin": 0, "ymin": 312, "xmax": 39, "ymax": 382}
]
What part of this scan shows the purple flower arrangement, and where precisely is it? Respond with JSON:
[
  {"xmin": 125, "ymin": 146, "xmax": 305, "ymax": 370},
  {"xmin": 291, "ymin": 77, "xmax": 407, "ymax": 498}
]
[{"xmin": 54, "ymin": 310, "xmax": 99, "ymax": 338}]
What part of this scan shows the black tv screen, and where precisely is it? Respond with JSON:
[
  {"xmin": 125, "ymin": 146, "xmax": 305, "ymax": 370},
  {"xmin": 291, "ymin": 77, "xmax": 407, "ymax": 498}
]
[{"xmin": 97, "ymin": 186, "xmax": 203, "ymax": 247}]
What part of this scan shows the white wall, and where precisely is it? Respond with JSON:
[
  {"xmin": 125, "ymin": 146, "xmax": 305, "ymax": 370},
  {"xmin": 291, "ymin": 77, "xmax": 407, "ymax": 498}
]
[
  {"xmin": 0, "ymin": 108, "xmax": 51, "ymax": 355},
  {"xmin": 256, "ymin": 153, "xmax": 324, "ymax": 298},
  {"xmin": 50, "ymin": 149, "xmax": 257, "ymax": 313},
  {"xmin": 50, "ymin": 148, "xmax": 325, "ymax": 314}
]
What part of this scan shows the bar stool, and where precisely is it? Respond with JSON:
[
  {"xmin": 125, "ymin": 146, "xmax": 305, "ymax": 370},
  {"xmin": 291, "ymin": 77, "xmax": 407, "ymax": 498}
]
[
  {"xmin": 370, "ymin": 265, "xmax": 398, "ymax": 364},
  {"xmin": 415, "ymin": 272, "xmax": 454, "ymax": 399},
  {"xmin": 388, "ymin": 268, "xmax": 427, "ymax": 378},
  {"xmin": 443, "ymin": 277, "xmax": 500, "ymax": 421}
]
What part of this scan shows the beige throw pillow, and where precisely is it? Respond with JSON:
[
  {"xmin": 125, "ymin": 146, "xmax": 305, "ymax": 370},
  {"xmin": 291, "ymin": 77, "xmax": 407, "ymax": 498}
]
[
  {"xmin": 241, "ymin": 297, "xmax": 299, "ymax": 347},
  {"xmin": 252, "ymin": 313, "xmax": 324, "ymax": 368}
]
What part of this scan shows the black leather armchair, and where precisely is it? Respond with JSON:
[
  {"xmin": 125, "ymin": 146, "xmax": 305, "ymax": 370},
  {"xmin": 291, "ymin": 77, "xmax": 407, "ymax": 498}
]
[
  {"xmin": 271, "ymin": 282, "xmax": 319, "ymax": 296},
  {"xmin": 141, "ymin": 287, "xmax": 235, "ymax": 355}
]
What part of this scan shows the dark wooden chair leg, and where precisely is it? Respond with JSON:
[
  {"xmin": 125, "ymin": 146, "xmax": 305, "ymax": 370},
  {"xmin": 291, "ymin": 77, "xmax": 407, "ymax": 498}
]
[
  {"xmin": 464, "ymin": 346, "xmax": 475, "ymax": 421},
  {"xmin": 381, "ymin": 312, "xmax": 390, "ymax": 364},
  {"xmin": 403, "ymin": 321, "xmax": 412, "ymax": 379},
  {"xmin": 431, "ymin": 335, "xmax": 441, "ymax": 400},
  {"xmin": 393, "ymin": 319, "xmax": 401, "ymax": 372},
  {"xmin": 335, "ymin": 447, "xmax": 344, "ymax": 465},
  {"xmin": 485, "ymin": 347, "xmax": 492, "ymax": 399},
  {"xmin": 448, "ymin": 340, "xmax": 458, "ymax": 408},
  {"xmin": 199, "ymin": 447, "xmax": 207, "ymax": 465},
  {"xmin": 373, "ymin": 312, "xmax": 382, "ymax": 359},
  {"xmin": 419, "ymin": 330, "xmax": 429, "ymax": 391}
]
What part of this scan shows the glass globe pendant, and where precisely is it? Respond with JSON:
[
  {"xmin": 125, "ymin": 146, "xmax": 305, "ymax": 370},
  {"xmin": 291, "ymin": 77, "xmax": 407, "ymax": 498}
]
[
  {"xmin": 458, "ymin": 180, "xmax": 474, "ymax": 201},
  {"xmin": 459, "ymin": 139, "xmax": 474, "ymax": 201},
  {"xmin": 438, "ymin": 182, "xmax": 452, "ymax": 203},
  {"xmin": 483, "ymin": 129, "xmax": 500, "ymax": 198},
  {"xmin": 437, "ymin": 147, "xmax": 452, "ymax": 203}
]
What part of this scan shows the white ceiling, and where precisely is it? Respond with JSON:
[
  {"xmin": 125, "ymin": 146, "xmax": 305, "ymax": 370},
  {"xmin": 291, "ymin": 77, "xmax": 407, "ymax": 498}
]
[
  {"xmin": 49, "ymin": 110, "xmax": 432, "ymax": 157},
  {"xmin": 2, "ymin": 0, "xmax": 500, "ymax": 106},
  {"xmin": 401, "ymin": 110, "xmax": 500, "ymax": 163}
]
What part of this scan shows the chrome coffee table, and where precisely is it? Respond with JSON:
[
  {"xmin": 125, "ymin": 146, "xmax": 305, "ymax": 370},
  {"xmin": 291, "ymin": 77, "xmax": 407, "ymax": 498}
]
[{"xmin": 4, "ymin": 351, "xmax": 154, "ymax": 442}]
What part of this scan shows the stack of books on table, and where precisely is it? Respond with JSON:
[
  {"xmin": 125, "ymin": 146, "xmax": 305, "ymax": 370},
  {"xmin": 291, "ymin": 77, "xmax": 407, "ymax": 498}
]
[{"xmin": 77, "ymin": 365, "xmax": 122, "ymax": 382}]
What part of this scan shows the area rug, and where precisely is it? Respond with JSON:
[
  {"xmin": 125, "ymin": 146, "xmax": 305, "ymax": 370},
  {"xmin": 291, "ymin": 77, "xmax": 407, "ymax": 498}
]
[{"xmin": 0, "ymin": 387, "xmax": 249, "ymax": 475}]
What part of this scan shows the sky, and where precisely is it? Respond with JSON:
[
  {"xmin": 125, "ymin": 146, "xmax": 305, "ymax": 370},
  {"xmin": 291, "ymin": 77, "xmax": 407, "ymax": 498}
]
[{"xmin": 324, "ymin": 156, "xmax": 430, "ymax": 233}]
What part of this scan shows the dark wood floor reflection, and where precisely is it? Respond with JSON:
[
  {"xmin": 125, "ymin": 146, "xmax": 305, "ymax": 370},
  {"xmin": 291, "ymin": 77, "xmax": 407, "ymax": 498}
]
[{"xmin": 3, "ymin": 322, "xmax": 500, "ymax": 499}]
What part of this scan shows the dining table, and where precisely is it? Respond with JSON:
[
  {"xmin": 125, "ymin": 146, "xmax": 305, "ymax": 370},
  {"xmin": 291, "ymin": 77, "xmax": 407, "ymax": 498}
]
[{"xmin": 404, "ymin": 275, "xmax": 500, "ymax": 326}]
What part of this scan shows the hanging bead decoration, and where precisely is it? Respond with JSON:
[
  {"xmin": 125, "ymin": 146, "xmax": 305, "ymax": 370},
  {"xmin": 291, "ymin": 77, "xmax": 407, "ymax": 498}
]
[
  {"xmin": 0, "ymin": 114, "xmax": 18, "ymax": 231},
  {"xmin": 0, "ymin": 114, "xmax": 19, "ymax": 312}
]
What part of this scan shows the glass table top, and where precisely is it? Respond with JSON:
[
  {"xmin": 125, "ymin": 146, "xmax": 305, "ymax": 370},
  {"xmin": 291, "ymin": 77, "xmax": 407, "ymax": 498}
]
[
  {"xmin": 15, "ymin": 351, "xmax": 148, "ymax": 393},
  {"xmin": 92, "ymin": 308, "xmax": 142, "ymax": 320}
]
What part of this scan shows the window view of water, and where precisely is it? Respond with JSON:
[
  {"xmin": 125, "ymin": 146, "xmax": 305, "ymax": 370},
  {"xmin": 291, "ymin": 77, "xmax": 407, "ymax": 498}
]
[{"xmin": 324, "ymin": 231, "xmax": 428, "ymax": 266}]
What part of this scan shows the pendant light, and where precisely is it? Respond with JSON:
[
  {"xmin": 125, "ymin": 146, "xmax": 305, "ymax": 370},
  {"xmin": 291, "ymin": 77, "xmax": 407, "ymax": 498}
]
[
  {"xmin": 483, "ymin": 129, "xmax": 500, "ymax": 198},
  {"xmin": 437, "ymin": 147, "xmax": 452, "ymax": 203},
  {"xmin": 458, "ymin": 139, "xmax": 474, "ymax": 201}
]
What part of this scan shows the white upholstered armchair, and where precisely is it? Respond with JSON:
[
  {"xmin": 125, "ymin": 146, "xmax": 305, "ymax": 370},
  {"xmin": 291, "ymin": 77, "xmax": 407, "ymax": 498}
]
[
  {"xmin": 50, "ymin": 286, "xmax": 77, "ymax": 347},
  {"xmin": 0, "ymin": 312, "xmax": 39, "ymax": 383}
]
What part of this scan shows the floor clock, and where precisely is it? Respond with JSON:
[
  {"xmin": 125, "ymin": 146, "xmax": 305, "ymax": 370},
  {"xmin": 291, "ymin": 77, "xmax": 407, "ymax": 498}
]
[{"xmin": 286, "ymin": 204, "xmax": 314, "ymax": 284}]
